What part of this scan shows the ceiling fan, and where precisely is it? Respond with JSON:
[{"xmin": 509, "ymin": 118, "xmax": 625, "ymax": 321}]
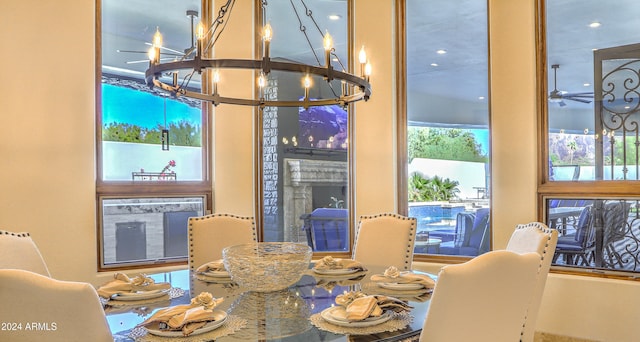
[
  {"xmin": 548, "ymin": 64, "xmax": 593, "ymax": 107},
  {"xmin": 117, "ymin": 10, "xmax": 199, "ymax": 65}
]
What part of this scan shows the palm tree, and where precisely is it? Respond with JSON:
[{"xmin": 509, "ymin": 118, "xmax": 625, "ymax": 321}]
[{"xmin": 408, "ymin": 173, "xmax": 460, "ymax": 202}]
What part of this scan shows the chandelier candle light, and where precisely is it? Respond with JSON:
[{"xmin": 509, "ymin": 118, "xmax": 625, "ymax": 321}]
[{"xmin": 144, "ymin": 2, "xmax": 372, "ymax": 109}]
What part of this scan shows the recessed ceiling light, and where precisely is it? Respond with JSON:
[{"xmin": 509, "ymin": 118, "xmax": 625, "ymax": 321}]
[
  {"xmin": 478, "ymin": 96, "xmax": 485, "ymax": 100},
  {"xmin": 583, "ymin": 83, "xmax": 591, "ymax": 87},
  {"xmin": 328, "ymin": 14, "xmax": 341, "ymax": 21},
  {"xmin": 436, "ymin": 49, "xmax": 447, "ymax": 54},
  {"xmin": 589, "ymin": 21, "xmax": 601, "ymax": 28},
  {"xmin": 430, "ymin": 63, "xmax": 438, "ymax": 67}
]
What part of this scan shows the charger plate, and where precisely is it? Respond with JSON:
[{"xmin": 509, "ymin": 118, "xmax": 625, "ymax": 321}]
[
  {"xmin": 377, "ymin": 282, "xmax": 424, "ymax": 291},
  {"xmin": 320, "ymin": 306, "xmax": 393, "ymax": 328},
  {"xmin": 145, "ymin": 310, "xmax": 228, "ymax": 337},
  {"xmin": 111, "ymin": 290, "xmax": 168, "ymax": 301},
  {"xmin": 201, "ymin": 270, "xmax": 230, "ymax": 278},
  {"xmin": 313, "ymin": 268, "xmax": 360, "ymax": 276}
]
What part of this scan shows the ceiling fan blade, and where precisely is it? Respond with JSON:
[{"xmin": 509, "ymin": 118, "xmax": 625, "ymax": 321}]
[
  {"xmin": 117, "ymin": 49, "xmax": 148, "ymax": 54},
  {"xmin": 566, "ymin": 97, "xmax": 592, "ymax": 104},
  {"xmin": 144, "ymin": 42, "xmax": 185, "ymax": 56},
  {"xmin": 126, "ymin": 57, "xmax": 176, "ymax": 64},
  {"xmin": 562, "ymin": 92, "xmax": 593, "ymax": 98}
]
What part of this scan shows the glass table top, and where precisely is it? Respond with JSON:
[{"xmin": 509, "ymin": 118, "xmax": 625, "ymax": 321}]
[{"xmin": 105, "ymin": 264, "xmax": 434, "ymax": 341}]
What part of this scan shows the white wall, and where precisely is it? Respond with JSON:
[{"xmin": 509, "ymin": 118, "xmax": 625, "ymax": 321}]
[
  {"xmin": 409, "ymin": 158, "xmax": 487, "ymax": 199},
  {"xmin": 1, "ymin": 0, "xmax": 639, "ymax": 341},
  {"xmin": 102, "ymin": 142, "xmax": 202, "ymax": 180}
]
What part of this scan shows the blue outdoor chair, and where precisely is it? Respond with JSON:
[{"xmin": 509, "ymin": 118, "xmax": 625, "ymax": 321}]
[
  {"xmin": 440, "ymin": 208, "xmax": 490, "ymax": 256},
  {"xmin": 552, "ymin": 205, "xmax": 594, "ymax": 266},
  {"xmin": 302, "ymin": 208, "xmax": 349, "ymax": 252}
]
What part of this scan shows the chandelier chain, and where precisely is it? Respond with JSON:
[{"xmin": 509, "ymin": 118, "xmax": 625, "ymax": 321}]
[
  {"xmin": 289, "ymin": 0, "xmax": 340, "ymax": 98},
  {"xmin": 288, "ymin": 0, "xmax": 322, "ymax": 67},
  {"xmin": 205, "ymin": 0, "xmax": 236, "ymax": 53}
]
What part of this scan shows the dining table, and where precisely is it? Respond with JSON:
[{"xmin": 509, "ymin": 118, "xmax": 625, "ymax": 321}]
[{"xmin": 104, "ymin": 263, "xmax": 435, "ymax": 342}]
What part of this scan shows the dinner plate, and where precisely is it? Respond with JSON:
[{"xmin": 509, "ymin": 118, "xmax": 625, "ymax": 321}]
[
  {"xmin": 111, "ymin": 289, "xmax": 168, "ymax": 301},
  {"xmin": 313, "ymin": 268, "xmax": 359, "ymax": 276},
  {"xmin": 377, "ymin": 282, "xmax": 425, "ymax": 291},
  {"xmin": 320, "ymin": 306, "xmax": 393, "ymax": 328},
  {"xmin": 145, "ymin": 310, "xmax": 228, "ymax": 337},
  {"xmin": 200, "ymin": 270, "xmax": 231, "ymax": 278}
]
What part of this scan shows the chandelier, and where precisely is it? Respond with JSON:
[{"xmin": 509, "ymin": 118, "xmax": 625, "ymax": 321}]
[{"xmin": 144, "ymin": 0, "xmax": 372, "ymax": 109}]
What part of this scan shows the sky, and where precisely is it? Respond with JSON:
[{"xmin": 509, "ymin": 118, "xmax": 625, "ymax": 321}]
[
  {"xmin": 102, "ymin": 84, "xmax": 201, "ymax": 129},
  {"xmin": 471, "ymin": 129, "xmax": 490, "ymax": 155}
]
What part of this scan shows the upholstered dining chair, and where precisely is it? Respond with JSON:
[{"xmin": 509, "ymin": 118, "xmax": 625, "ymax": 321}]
[
  {"xmin": 419, "ymin": 250, "xmax": 541, "ymax": 342},
  {"xmin": 0, "ymin": 269, "xmax": 113, "ymax": 342},
  {"xmin": 0, "ymin": 230, "xmax": 51, "ymax": 277},
  {"xmin": 352, "ymin": 213, "xmax": 416, "ymax": 270},
  {"xmin": 188, "ymin": 213, "xmax": 257, "ymax": 274},
  {"xmin": 506, "ymin": 222, "xmax": 559, "ymax": 342}
]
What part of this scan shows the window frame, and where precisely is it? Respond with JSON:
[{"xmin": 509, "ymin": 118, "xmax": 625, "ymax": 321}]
[
  {"xmin": 256, "ymin": 0, "xmax": 355, "ymax": 258},
  {"xmin": 96, "ymin": 0, "xmax": 213, "ymax": 271},
  {"xmin": 398, "ymin": 0, "xmax": 492, "ymax": 264},
  {"xmin": 536, "ymin": 0, "xmax": 640, "ymax": 279}
]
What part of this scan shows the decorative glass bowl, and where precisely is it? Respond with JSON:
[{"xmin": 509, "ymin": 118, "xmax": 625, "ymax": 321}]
[{"xmin": 222, "ymin": 242, "xmax": 312, "ymax": 292}]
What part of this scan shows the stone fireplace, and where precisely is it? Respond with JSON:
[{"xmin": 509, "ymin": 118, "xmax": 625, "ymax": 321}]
[{"xmin": 283, "ymin": 158, "xmax": 348, "ymax": 241}]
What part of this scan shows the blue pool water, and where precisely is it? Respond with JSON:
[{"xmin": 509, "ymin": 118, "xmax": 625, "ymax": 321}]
[
  {"xmin": 409, "ymin": 203, "xmax": 467, "ymax": 243},
  {"xmin": 409, "ymin": 203, "xmax": 465, "ymax": 224}
]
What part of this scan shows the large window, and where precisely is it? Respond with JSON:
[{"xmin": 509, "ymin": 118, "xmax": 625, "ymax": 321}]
[
  {"xmin": 98, "ymin": 0, "xmax": 211, "ymax": 269},
  {"xmin": 403, "ymin": 0, "xmax": 491, "ymax": 260},
  {"xmin": 259, "ymin": 1, "xmax": 352, "ymax": 255},
  {"xmin": 541, "ymin": 0, "xmax": 640, "ymax": 275}
]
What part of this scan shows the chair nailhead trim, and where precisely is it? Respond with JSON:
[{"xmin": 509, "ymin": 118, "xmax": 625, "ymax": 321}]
[{"xmin": 0, "ymin": 231, "xmax": 30, "ymax": 237}]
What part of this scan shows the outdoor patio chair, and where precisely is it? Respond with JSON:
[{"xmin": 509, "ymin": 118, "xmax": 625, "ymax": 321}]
[
  {"xmin": 301, "ymin": 208, "xmax": 348, "ymax": 252},
  {"xmin": 439, "ymin": 208, "xmax": 490, "ymax": 256},
  {"xmin": 552, "ymin": 205, "xmax": 595, "ymax": 266},
  {"xmin": 602, "ymin": 201, "xmax": 631, "ymax": 268}
]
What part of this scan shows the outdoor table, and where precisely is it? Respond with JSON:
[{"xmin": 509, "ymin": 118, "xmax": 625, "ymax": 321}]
[{"xmin": 548, "ymin": 206, "xmax": 584, "ymax": 235}]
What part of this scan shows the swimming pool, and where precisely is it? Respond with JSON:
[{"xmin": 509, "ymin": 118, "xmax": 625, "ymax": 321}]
[{"xmin": 409, "ymin": 202, "xmax": 467, "ymax": 243}]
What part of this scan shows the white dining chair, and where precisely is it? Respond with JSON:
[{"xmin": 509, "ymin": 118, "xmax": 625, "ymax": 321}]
[
  {"xmin": 188, "ymin": 213, "xmax": 257, "ymax": 274},
  {"xmin": 353, "ymin": 213, "xmax": 416, "ymax": 270},
  {"xmin": 0, "ymin": 230, "xmax": 51, "ymax": 277},
  {"xmin": 419, "ymin": 250, "xmax": 541, "ymax": 342},
  {"xmin": 506, "ymin": 221, "xmax": 559, "ymax": 342},
  {"xmin": 0, "ymin": 269, "xmax": 113, "ymax": 342}
]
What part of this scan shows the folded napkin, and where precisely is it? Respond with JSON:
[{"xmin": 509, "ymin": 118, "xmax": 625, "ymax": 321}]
[
  {"xmin": 137, "ymin": 292, "xmax": 224, "ymax": 336},
  {"xmin": 370, "ymin": 266, "xmax": 436, "ymax": 289},
  {"xmin": 196, "ymin": 259, "xmax": 227, "ymax": 274},
  {"xmin": 313, "ymin": 256, "xmax": 367, "ymax": 272},
  {"xmin": 334, "ymin": 291, "xmax": 412, "ymax": 321},
  {"xmin": 97, "ymin": 273, "xmax": 171, "ymax": 299}
]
